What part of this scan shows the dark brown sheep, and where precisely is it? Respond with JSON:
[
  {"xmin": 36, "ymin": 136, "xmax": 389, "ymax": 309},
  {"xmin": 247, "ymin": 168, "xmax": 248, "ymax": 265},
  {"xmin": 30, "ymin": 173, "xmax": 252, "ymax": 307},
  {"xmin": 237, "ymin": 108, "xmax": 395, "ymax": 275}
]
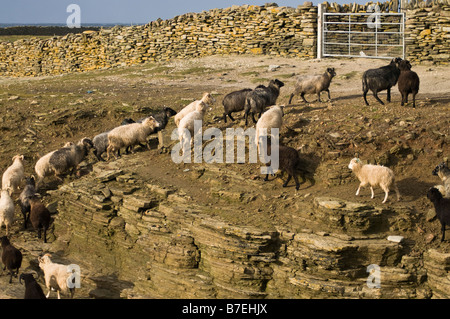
[
  {"xmin": 1, "ymin": 236, "xmax": 22, "ymax": 283},
  {"xmin": 28, "ymin": 197, "xmax": 51, "ymax": 243},
  {"xmin": 397, "ymin": 59, "xmax": 420, "ymax": 108}
]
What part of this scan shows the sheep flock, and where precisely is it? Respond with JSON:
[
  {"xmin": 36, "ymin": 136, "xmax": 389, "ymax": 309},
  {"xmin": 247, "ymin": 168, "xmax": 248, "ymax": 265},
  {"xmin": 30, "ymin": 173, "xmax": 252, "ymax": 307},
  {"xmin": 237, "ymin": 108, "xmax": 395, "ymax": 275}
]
[{"xmin": 0, "ymin": 55, "xmax": 448, "ymax": 299}]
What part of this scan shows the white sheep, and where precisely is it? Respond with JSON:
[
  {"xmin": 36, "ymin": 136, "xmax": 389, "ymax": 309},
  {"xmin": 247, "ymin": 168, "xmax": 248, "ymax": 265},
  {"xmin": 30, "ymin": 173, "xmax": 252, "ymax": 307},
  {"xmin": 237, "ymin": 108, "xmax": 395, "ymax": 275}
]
[
  {"xmin": 106, "ymin": 116, "xmax": 160, "ymax": 160},
  {"xmin": 2, "ymin": 155, "xmax": 25, "ymax": 195},
  {"xmin": 178, "ymin": 101, "xmax": 209, "ymax": 150},
  {"xmin": 255, "ymin": 105, "xmax": 284, "ymax": 153},
  {"xmin": 0, "ymin": 190, "xmax": 15, "ymax": 236},
  {"xmin": 174, "ymin": 92, "xmax": 216, "ymax": 127},
  {"xmin": 38, "ymin": 253, "xmax": 77, "ymax": 299},
  {"xmin": 348, "ymin": 157, "xmax": 401, "ymax": 204}
]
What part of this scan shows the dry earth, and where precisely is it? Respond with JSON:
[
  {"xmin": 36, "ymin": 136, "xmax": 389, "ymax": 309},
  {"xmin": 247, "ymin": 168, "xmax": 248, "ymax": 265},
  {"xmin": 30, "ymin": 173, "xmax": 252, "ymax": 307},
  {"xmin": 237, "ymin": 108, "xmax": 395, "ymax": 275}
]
[{"xmin": 0, "ymin": 54, "xmax": 449, "ymax": 298}]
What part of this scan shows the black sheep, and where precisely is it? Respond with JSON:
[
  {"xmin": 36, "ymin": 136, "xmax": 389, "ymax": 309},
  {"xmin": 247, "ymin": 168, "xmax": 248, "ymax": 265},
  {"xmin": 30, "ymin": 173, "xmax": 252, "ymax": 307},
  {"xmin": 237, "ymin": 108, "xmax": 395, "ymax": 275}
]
[
  {"xmin": 427, "ymin": 187, "xmax": 450, "ymax": 242},
  {"xmin": 222, "ymin": 88, "xmax": 252, "ymax": 123},
  {"xmin": 20, "ymin": 273, "xmax": 47, "ymax": 299},
  {"xmin": 432, "ymin": 161, "xmax": 450, "ymax": 198},
  {"xmin": 362, "ymin": 57, "xmax": 402, "ymax": 106},
  {"xmin": 1, "ymin": 236, "xmax": 23, "ymax": 283},
  {"xmin": 244, "ymin": 79, "xmax": 284, "ymax": 125},
  {"xmin": 397, "ymin": 59, "xmax": 420, "ymax": 108}
]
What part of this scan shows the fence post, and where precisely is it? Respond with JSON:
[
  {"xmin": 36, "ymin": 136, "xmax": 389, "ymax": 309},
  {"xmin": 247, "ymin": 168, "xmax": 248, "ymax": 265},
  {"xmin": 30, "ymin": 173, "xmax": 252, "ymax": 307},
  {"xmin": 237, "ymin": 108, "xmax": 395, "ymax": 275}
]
[{"xmin": 317, "ymin": 3, "xmax": 324, "ymax": 59}]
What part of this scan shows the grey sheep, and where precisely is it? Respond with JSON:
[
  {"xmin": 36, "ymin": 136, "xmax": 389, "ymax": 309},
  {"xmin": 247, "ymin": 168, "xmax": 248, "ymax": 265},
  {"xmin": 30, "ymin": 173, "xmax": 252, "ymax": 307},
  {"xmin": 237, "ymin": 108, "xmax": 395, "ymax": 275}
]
[
  {"xmin": 432, "ymin": 161, "xmax": 450, "ymax": 198},
  {"xmin": 19, "ymin": 176, "xmax": 37, "ymax": 229},
  {"xmin": 222, "ymin": 88, "xmax": 252, "ymax": 123},
  {"xmin": 288, "ymin": 67, "xmax": 336, "ymax": 104},
  {"xmin": 35, "ymin": 139, "xmax": 93, "ymax": 189},
  {"xmin": 362, "ymin": 57, "xmax": 402, "ymax": 106},
  {"xmin": 397, "ymin": 59, "xmax": 420, "ymax": 108},
  {"xmin": 244, "ymin": 79, "xmax": 285, "ymax": 125},
  {"xmin": 1, "ymin": 236, "xmax": 22, "ymax": 283}
]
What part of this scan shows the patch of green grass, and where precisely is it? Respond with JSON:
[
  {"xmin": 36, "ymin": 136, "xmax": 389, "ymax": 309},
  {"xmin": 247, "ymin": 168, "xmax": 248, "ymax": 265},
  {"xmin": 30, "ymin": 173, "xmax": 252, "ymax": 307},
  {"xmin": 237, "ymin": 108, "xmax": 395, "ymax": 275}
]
[
  {"xmin": 250, "ymin": 77, "xmax": 270, "ymax": 84},
  {"xmin": 0, "ymin": 35, "xmax": 52, "ymax": 43},
  {"xmin": 240, "ymin": 71, "xmax": 260, "ymax": 77}
]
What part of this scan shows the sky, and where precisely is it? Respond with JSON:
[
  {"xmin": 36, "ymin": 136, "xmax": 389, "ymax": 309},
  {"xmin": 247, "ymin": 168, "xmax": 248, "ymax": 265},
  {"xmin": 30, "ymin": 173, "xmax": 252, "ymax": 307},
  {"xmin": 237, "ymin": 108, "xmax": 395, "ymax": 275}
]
[{"xmin": 0, "ymin": 0, "xmax": 369, "ymax": 25}]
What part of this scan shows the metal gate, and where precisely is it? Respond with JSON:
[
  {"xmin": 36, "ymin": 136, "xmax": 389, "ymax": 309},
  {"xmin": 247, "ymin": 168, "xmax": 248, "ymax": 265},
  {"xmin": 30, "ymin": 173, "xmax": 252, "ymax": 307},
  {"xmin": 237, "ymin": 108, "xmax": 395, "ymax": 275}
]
[{"xmin": 318, "ymin": 8, "xmax": 405, "ymax": 60}]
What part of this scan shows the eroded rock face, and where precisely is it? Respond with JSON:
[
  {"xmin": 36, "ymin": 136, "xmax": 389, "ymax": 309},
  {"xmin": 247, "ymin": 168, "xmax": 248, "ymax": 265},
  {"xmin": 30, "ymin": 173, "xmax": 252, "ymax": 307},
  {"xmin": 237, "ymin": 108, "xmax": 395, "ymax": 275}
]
[{"xmin": 40, "ymin": 156, "xmax": 445, "ymax": 299}]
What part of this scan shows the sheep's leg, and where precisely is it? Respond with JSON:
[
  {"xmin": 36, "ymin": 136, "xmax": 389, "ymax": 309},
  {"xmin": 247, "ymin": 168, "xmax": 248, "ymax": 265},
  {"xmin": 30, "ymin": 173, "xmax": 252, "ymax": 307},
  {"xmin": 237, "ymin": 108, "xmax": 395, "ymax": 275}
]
[
  {"xmin": 363, "ymin": 90, "xmax": 370, "ymax": 106},
  {"xmin": 386, "ymin": 88, "xmax": 391, "ymax": 102},
  {"xmin": 404, "ymin": 93, "xmax": 408, "ymax": 104},
  {"xmin": 46, "ymin": 290, "xmax": 51, "ymax": 298},
  {"xmin": 382, "ymin": 190, "xmax": 389, "ymax": 204},
  {"xmin": 373, "ymin": 91, "xmax": 385, "ymax": 105},
  {"xmin": 370, "ymin": 186, "xmax": 375, "ymax": 199},
  {"xmin": 283, "ymin": 175, "xmax": 292, "ymax": 188},
  {"xmin": 264, "ymin": 174, "xmax": 269, "ymax": 181},
  {"xmin": 251, "ymin": 113, "xmax": 257, "ymax": 124},
  {"xmin": 327, "ymin": 89, "xmax": 331, "ymax": 101},
  {"xmin": 441, "ymin": 223, "xmax": 446, "ymax": 242},
  {"xmin": 300, "ymin": 93, "xmax": 308, "ymax": 103},
  {"xmin": 412, "ymin": 93, "xmax": 416, "ymax": 108},
  {"xmin": 400, "ymin": 92, "xmax": 405, "ymax": 106},
  {"xmin": 355, "ymin": 184, "xmax": 364, "ymax": 196},
  {"xmin": 288, "ymin": 93, "xmax": 295, "ymax": 105},
  {"xmin": 244, "ymin": 109, "xmax": 249, "ymax": 126},
  {"xmin": 293, "ymin": 174, "xmax": 300, "ymax": 191},
  {"xmin": 21, "ymin": 206, "xmax": 29, "ymax": 229},
  {"xmin": 37, "ymin": 228, "xmax": 42, "ymax": 239},
  {"xmin": 317, "ymin": 92, "xmax": 322, "ymax": 103},
  {"xmin": 57, "ymin": 290, "xmax": 61, "ymax": 299},
  {"xmin": 393, "ymin": 183, "xmax": 401, "ymax": 201}
]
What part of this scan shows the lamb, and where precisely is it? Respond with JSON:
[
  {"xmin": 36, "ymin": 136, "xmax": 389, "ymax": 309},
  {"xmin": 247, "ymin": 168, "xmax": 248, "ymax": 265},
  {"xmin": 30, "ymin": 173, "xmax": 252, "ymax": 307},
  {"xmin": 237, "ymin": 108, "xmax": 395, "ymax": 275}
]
[
  {"xmin": 427, "ymin": 187, "xmax": 450, "ymax": 242},
  {"xmin": 178, "ymin": 101, "xmax": 208, "ymax": 150},
  {"xmin": 20, "ymin": 272, "xmax": 47, "ymax": 299},
  {"xmin": 244, "ymin": 79, "xmax": 284, "ymax": 125},
  {"xmin": 263, "ymin": 142, "xmax": 312, "ymax": 191},
  {"xmin": 0, "ymin": 190, "xmax": 15, "ymax": 236},
  {"xmin": 92, "ymin": 131, "xmax": 111, "ymax": 161},
  {"xmin": 1, "ymin": 236, "xmax": 22, "ymax": 283},
  {"xmin": 106, "ymin": 116, "xmax": 160, "ymax": 160},
  {"xmin": 254, "ymin": 105, "xmax": 284, "ymax": 154},
  {"xmin": 38, "ymin": 253, "xmax": 76, "ymax": 299},
  {"xmin": 2, "ymin": 155, "xmax": 25, "ymax": 195},
  {"xmin": 348, "ymin": 157, "xmax": 401, "ymax": 203},
  {"xmin": 222, "ymin": 88, "xmax": 252, "ymax": 123},
  {"xmin": 19, "ymin": 176, "xmax": 37, "ymax": 229},
  {"xmin": 432, "ymin": 161, "xmax": 450, "ymax": 198},
  {"xmin": 362, "ymin": 57, "xmax": 402, "ymax": 106},
  {"xmin": 288, "ymin": 67, "xmax": 336, "ymax": 104},
  {"xmin": 35, "ymin": 139, "xmax": 93, "ymax": 189},
  {"xmin": 397, "ymin": 59, "xmax": 420, "ymax": 108},
  {"xmin": 28, "ymin": 197, "xmax": 51, "ymax": 243},
  {"xmin": 174, "ymin": 93, "xmax": 216, "ymax": 127}
]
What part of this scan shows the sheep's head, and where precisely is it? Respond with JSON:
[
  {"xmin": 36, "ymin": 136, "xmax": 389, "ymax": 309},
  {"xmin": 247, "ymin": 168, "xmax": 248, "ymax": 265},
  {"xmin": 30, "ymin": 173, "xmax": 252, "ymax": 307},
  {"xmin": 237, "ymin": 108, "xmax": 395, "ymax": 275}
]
[
  {"xmin": 78, "ymin": 138, "xmax": 94, "ymax": 152},
  {"xmin": 12, "ymin": 154, "xmax": 24, "ymax": 163},
  {"xmin": 398, "ymin": 60, "xmax": 412, "ymax": 71},
  {"xmin": 164, "ymin": 107, "xmax": 177, "ymax": 118},
  {"xmin": 427, "ymin": 187, "xmax": 443, "ymax": 202},
  {"xmin": 0, "ymin": 236, "xmax": 10, "ymax": 247},
  {"xmin": 143, "ymin": 116, "xmax": 160, "ymax": 129},
  {"xmin": 271, "ymin": 79, "xmax": 285, "ymax": 89},
  {"xmin": 38, "ymin": 254, "xmax": 52, "ymax": 268},
  {"xmin": 25, "ymin": 175, "xmax": 36, "ymax": 187},
  {"xmin": 202, "ymin": 93, "xmax": 216, "ymax": 106},
  {"xmin": 432, "ymin": 161, "xmax": 449, "ymax": 177},
  {"xmin": 348, "ymin": 158, "xmax": 362, "ymax": 170},
  {"xmin": 326, "ymin": 68, "xmax": 336, "ymax": 78},
  {"xmin": 19, "ymin": 271, "xmax": 40, "ymax": 285}
]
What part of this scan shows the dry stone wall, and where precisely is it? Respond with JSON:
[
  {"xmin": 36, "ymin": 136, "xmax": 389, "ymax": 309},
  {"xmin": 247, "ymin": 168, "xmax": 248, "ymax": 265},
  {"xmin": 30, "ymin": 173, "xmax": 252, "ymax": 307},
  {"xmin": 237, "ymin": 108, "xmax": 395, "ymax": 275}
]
[{"xmin": 0, "ymin": 1, "xmax": 448, "ymax": 77}]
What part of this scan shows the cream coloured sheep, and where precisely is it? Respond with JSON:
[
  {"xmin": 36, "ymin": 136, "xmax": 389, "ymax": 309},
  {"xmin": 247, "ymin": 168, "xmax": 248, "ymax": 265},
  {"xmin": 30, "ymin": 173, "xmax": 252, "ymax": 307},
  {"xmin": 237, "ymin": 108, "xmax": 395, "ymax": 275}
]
[
  {"xmin": 2, "ymin": 155, "xmax": 25, "ymax": 195},
  {"xmin": 174, "ymin": 93, "xmax": 216, "ymax": 127},
  {"xmin": 0, "ymin": 190, "xmax": 15, "ymax": 236},
  {"xmin": 289, "ymin": 68, "xmax": 336, "ymax": 104},
  {"xmin": 178, "ymin": 101, "xmax": 209, "ymax": 149},
  {"xmin": 348, "ymin": 158, "xmax": 401, "ymax": 204},
  {"xmin": 38, "ymin": 253, "xmax": 77, "ymax": 299},
  {"xmin": 255, "ymin": 105, "xmax": 284, "ymax": 154},
  {"xmin": 106, "ymin": 116, "xmax": 160, "ymax": 160}
]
